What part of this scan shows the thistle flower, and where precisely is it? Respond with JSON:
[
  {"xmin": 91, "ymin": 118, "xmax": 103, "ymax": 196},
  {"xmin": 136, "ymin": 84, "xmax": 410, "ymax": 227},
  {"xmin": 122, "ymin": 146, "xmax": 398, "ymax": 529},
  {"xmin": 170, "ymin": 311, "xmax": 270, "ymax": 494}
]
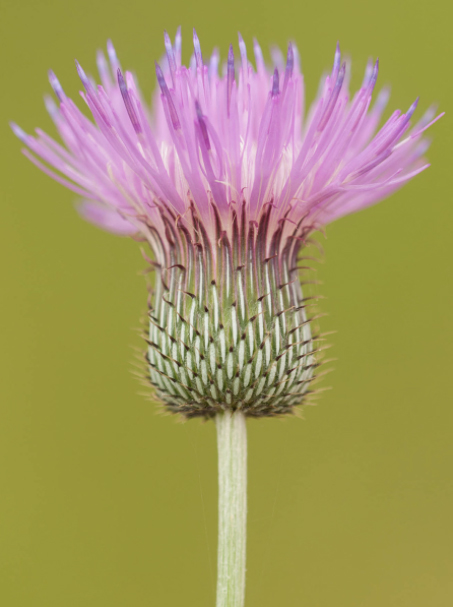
[
  {"xmin": 11, "ymin": 30, "xmax": 441, "ymax": 420},
  {"xmin": 12, "ymin": 29, "xmax": 442, "ymax": 607}
]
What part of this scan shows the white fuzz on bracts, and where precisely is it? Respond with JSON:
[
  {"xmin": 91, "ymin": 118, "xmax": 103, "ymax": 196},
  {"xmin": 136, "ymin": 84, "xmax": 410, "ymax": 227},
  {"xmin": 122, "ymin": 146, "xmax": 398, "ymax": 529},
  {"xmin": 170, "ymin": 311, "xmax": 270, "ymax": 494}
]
[{"xmin": 144, "ymin": 200, "xmax": 323, "ymax": 418}]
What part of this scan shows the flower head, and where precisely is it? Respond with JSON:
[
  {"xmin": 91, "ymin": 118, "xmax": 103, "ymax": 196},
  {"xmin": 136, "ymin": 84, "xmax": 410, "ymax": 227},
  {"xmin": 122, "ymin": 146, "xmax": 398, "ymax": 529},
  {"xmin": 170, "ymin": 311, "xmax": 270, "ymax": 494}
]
[{"xmin": 11, "ymin": 30, "xmax": 442, "ymax": 418}]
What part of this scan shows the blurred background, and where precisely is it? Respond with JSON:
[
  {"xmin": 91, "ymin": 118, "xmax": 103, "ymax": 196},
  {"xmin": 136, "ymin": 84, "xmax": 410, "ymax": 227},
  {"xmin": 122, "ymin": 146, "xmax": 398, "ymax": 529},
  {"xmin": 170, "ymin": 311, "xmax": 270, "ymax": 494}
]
[{"xmin": 1, "ymin": 0, "xmax": 452, "ymax": 605}]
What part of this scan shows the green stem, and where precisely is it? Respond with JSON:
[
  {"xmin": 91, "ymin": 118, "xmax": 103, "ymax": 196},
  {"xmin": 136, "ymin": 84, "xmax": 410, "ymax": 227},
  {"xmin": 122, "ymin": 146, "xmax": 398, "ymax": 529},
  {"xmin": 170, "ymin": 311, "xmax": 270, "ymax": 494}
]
[{"xmin": 216, "ymin": 410, "xmax": 248, "ymax": 607}]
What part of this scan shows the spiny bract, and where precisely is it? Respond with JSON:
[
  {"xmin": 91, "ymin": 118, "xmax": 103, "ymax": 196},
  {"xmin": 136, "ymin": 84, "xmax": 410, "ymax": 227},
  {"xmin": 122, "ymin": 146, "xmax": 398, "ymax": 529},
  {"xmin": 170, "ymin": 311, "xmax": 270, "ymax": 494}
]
[{"xmin": 145, "ymin": 201, "xmax": 322, "ymax": 418}]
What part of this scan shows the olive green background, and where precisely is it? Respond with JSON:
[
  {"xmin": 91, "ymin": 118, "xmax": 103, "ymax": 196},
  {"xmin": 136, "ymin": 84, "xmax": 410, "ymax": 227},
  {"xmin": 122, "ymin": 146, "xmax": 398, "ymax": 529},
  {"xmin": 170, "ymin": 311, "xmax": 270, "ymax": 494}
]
[{"xmin": 1, "ymin": 0, "xmax": 452, "ymax": 605}]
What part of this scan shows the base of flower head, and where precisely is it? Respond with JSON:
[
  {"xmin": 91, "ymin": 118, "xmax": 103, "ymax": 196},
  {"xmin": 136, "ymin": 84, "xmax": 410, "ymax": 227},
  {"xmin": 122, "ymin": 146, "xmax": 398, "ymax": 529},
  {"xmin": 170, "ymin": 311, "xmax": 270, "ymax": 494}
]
[{"xmin": 144, "ymin": 200, "xmax": 322, "ymax": 419}]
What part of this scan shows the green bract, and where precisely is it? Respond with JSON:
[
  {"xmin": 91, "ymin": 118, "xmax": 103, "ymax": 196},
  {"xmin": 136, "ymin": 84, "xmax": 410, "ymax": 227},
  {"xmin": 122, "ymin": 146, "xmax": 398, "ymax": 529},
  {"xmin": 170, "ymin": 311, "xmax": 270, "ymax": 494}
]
[{"xmin": 146, "ymin": 202, "xmax": 320, "ymax": 418}]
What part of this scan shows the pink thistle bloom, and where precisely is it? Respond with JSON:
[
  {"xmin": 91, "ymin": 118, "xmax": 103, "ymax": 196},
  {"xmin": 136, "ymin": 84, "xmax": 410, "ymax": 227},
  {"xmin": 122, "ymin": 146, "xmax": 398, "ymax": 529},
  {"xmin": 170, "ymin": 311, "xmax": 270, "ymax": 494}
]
[{"xmin": 11, "ymin": 30, "xmax": 442, "ymax": 418}]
